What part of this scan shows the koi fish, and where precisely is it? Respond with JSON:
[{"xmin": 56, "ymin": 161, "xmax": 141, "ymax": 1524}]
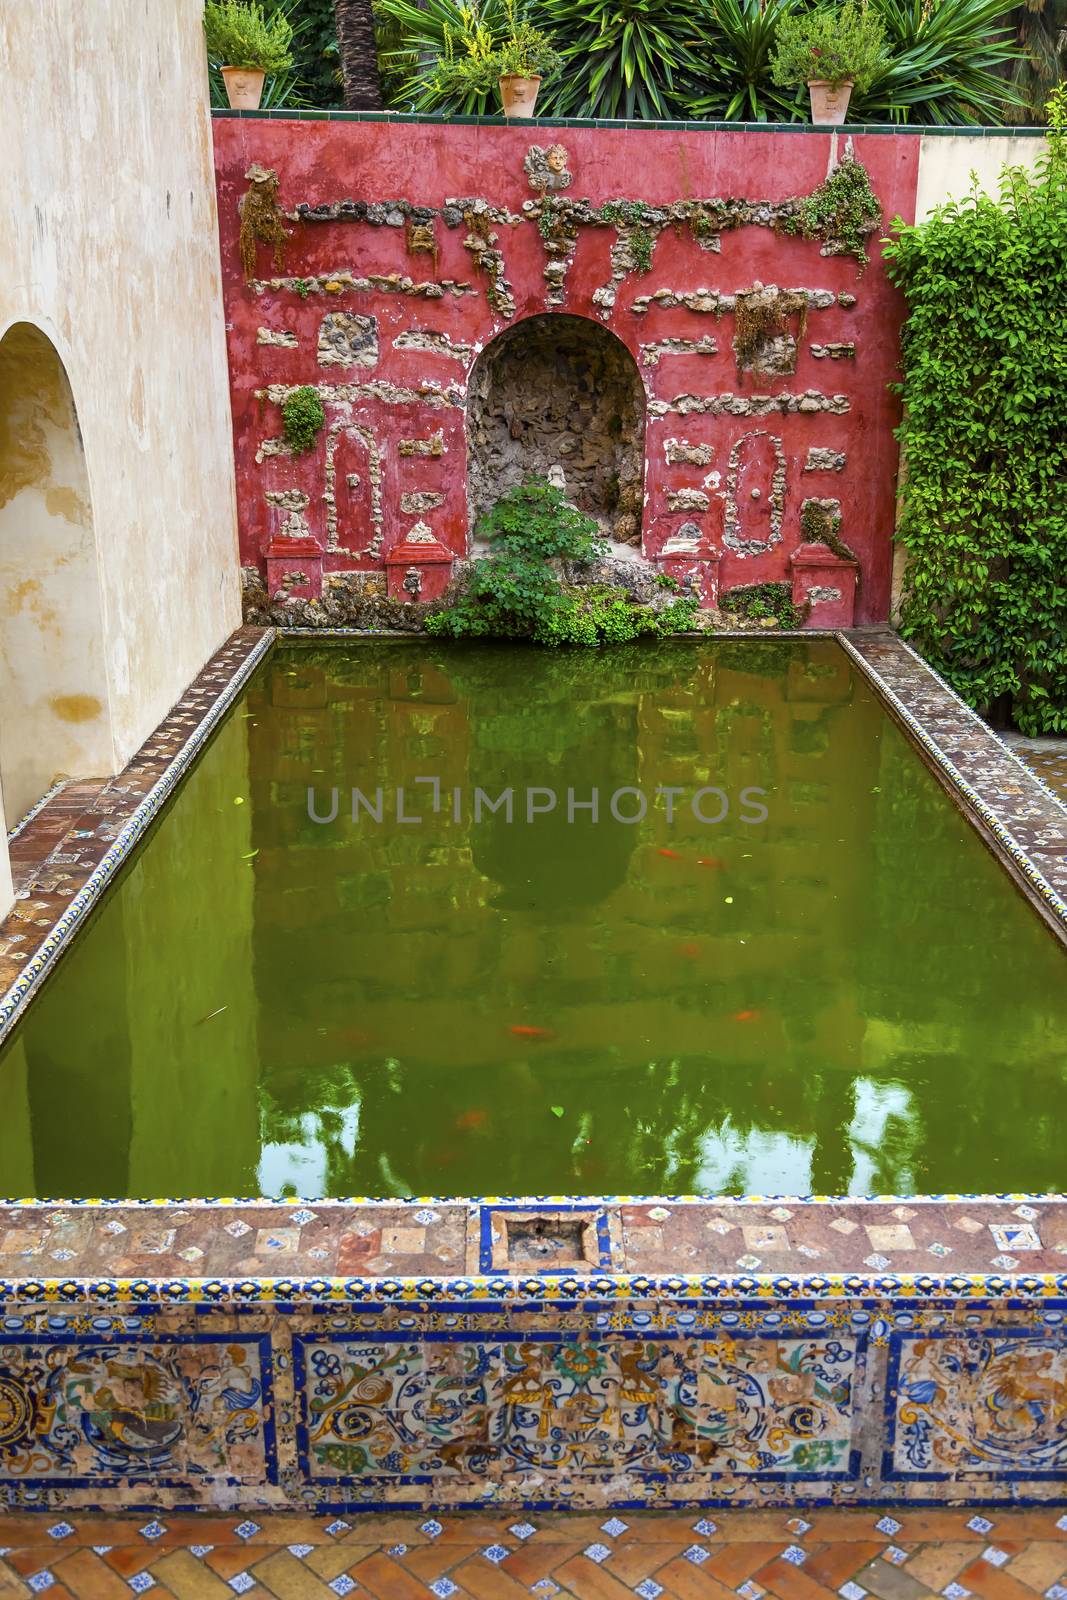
[
  {"xmin": 455, "ymin": 1109, "xmax": 488, "ymax": 1132},
  {"xmin": 698, "ymin": 857, "xmax": 725, "ymax": 869},
  {"xmin": 509, "ymin": 1024, "xmax": 554, "ymax": 1040},
  {"xmin": 657, "ymin": 848, "xmax": 682, "ymax": 859},
  {"xmin": 732, "ymin": 1009, "xmax": 759, "ymax": 1023},
  {"xmin": 333, "ymin": 1027, "xmax": 370, "ymax": 1048},
  {"xmin": 679, "ymin": 942, "xmax": 701, "ymax": 961}
]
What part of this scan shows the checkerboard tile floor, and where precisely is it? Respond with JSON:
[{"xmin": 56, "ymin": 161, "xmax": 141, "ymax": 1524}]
[{"xmin": 1, "ymin": 1507, "xmax": 1065, "ymax": 1598}]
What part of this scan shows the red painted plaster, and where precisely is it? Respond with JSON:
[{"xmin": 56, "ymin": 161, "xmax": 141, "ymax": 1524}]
[{"xmin": 213, "ymin": 120, "xmax": 919, "ymax": 624}]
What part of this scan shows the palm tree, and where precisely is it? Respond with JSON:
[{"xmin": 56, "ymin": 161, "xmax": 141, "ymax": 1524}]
[
  {"xmin": 1001, "ymin": 0, "xmax": 1067, "ymax": 120},
  {"xmin": 333, "ymin": 0, "xmax": 383, "ymax": 108}
]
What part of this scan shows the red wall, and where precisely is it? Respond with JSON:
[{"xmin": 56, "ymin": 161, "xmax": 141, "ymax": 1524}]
[{"xmin": 213, "ymin": 119, "xmax": 919, "ymax": 624}]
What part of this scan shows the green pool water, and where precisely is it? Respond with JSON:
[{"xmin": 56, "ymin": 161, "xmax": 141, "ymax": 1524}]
[{"xmin": 1, "ymin": 638, "xmax": 1065, "ymax": 1200}]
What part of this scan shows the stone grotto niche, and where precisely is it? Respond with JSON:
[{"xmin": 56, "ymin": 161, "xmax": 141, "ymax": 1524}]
[{"xmin": 466, "ymin": 313, "xmax": 645, "ymax": 548}]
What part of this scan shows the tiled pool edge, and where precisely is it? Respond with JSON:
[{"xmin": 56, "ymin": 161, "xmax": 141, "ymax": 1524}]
[
  {"xmin": 0, "ymin": 625, "xmax": 1064, "ymax": 1511},
  {"xmin": 0, "ymin": 626, "xmax": 275, "ymax": 1043},
  {"xmin": 840, "ymin": 631, "xmax": 1067, "ymax": 946}
]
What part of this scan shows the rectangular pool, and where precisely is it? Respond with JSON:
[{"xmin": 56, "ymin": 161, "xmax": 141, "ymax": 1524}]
[{"xmin": 1, "ymin": 637, "xmax": 1064, "ymax": 1200}]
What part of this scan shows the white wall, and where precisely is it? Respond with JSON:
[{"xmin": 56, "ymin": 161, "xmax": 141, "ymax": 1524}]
[
  {"xmin": 915, "ymin": 132, "xmax": 1049, "ymax": 221},
  {"xmin": 0, "ymin": 0, "xmax": 242, "ymax": 911}
]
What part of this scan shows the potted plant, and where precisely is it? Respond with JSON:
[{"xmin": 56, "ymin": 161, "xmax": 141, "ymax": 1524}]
[
  {"xmin": 203, "ymin": 0, "xmax": 294, "ymax": 111},
  {"xmin": 770, "ymin": 0, "xmax": 885, "ymax": 124},
  {"xmin": 433, "ymin": 10, "xmax": 561, "ymax": 119}
]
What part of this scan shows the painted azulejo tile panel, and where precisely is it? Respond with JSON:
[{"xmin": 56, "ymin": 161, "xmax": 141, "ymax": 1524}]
[
  {"xmin": 0, "ymin": 1331, "xmax": 275, "ymax": 1489},
  {"xmin": 0, "ymin": 1301, "xmax": 1063, "ymax": 1510},
  {"xmin": 886, "ymin": 1329, "xmax": 1067, "ymax": 1481}
]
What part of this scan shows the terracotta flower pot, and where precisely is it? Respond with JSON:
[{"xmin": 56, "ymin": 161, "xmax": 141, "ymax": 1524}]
[
  {"xmin": 807, "ymin": 78, "xmax": 853, "ymax": 124},
  {"xmin": 221, "ymin": 67, "xmax": 266, "ymax": 110},
  {"xmin": 499, "ymin": 74, "xmax": 542, "ymax": 118}
]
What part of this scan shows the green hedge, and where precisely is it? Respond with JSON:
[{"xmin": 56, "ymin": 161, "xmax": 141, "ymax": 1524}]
[{"xmin": 883, "ymin": 124, "xmax": 1067, "ymax": 734}]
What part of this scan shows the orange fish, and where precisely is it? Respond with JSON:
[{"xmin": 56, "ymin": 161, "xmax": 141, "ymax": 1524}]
[
  {"xmin": 333, "ymin": 1026, "xmax": 370, "ymax": 1048},
  {"xmin": 509, "ymin": 1024, "xmax": 554, "ymax": 1040},
  {"xmin": 698, "ymin": 857, "xmax": 725, "ymax": 869},
  {"xmin": 679, "ymin": 942, "xmax": 701, "ymax": 961},
  {"xmin": 657, "ymin": 848, "xmax": 682, "ymax": 859},
  {"xmin": 732, "ymin": 1009, "xmax": 759, "ymax": 1023},
  {"xmin": 455, "ymin": 1109, "xmax": 488, "ymax": 1132}
]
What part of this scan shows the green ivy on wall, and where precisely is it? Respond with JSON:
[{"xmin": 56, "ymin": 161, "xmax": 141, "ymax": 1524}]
[{"xmin": 883, "ymin": 115, "xmax": 1067, "ymax": 735}]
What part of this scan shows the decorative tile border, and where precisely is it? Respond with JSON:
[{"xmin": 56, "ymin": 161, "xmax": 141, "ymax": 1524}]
[
  {"xmin": 0, "ymin": 626, "xmax": 275, "ymax": 1041},
  {"xmin": 0, "ymin": 1194, "xmax": 1060, "ymax": 1297}
]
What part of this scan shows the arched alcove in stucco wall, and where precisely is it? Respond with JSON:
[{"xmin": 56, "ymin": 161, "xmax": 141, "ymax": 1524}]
[
  {"xmin": 0, "ymin": 323, "xmax": 115, "ymax": 829},
  {"xmin": 466, "ymin": 313, "xmax": 646, "ymax": 549}
]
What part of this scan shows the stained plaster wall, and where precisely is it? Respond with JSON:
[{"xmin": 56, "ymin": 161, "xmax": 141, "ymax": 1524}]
[
  {"xmin": 0, "ymin": 0, "xmax": 241, "ymax": 906},
  {"xmin": 215, "ymin": 119, "xmax": 920, "ymax": 626}
]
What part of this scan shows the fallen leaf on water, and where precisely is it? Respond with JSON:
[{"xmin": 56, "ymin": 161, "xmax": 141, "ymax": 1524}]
[
  {"xmin": 241, "ymin": 850, "xmax": 259, "ymax": 860},
  {"xmin": 234, "ymin": 797, "xmax": 245, "ymax": 806},
  {"xmin": 195, "ymin": 1006, "xmax": 228, "ymax": 1026},
  {"xmin": 550, "ymin": 1106, "xmax": 565, "ymax": 1118}
]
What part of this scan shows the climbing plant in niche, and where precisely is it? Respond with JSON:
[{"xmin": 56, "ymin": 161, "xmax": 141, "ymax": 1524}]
[{"xmin": 883, "ymin": 106, "xmax": 1067, "ymax": 734}]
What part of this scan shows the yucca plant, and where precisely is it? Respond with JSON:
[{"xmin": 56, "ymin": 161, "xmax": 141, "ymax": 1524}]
[
  {"xmin": 534, "ymin": 0, "xmax": 712, "ymax": 120},
  {"xmin": 686, "ymin": 0, "xmax": 805, "ymax": 122},
  {"xmin": 850, "ymin": 0, "xmax": 1025, "ymax": 123},
  {"xmin": 372, "ymin": 0, "xmax": 516, "ymax": 111}
]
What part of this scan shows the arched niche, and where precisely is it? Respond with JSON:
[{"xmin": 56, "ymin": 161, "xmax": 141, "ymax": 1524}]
[
  {"xmin": 0, "ymin": 323, "xmax": 114, "ymax": 832},
  {"xmin": 466, "ymin": 313, "xmax": 646, "ymax": 550}
]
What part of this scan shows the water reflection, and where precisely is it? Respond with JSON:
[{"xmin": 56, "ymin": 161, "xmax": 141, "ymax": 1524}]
[{"xmin": 1, "ymin": 638, "xmax": 1065, "ymax": 1198}]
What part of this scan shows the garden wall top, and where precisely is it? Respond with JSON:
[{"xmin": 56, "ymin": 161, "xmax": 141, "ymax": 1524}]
[{"xmin": 211, "ymin": 109, "xmax": 1052, "ymax": 136}]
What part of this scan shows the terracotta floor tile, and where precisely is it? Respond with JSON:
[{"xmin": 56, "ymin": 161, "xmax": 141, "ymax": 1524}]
[
  {"xmin": 552, "ymin": 1553, "xmax": 653, "ymax": 1599},
  {"xmin": 957, "ymin": 1556, "xmax": 1052, "ymax": 1600},
  {"xmin": 450, "ymin": 1553, "xmax": 536, "ymax": 1597},
  {"xmin": 643, "ymin": 1554, "xmax": 740, "ymax": 1600},
  {"xmin": 395, "ymin": 1543, "xmax": 479, "ymax": 1580},
  {"xmin": 1007, "ymin": 1542, "xmax": 1067, "ymax": 1592},
  {"xmin": 754, "ymin": 1555, "xmax": 839, "ymax": 1600},
  {"xmin": 143, "ymin": 1549, "xmax": 236, "ymax": 1599},
  {"xmin": 803, "ymin": 1542, "xmax": 887, "ymax": 1590},
  {"xmin": 302, "ymin": 1545, "xmax": 379, "ymax": 1581},
  {"xmin": 707, "ymin": 1540, "xmax": 787, "ymax": 1585},
  {"xmin": 246, "ymin": 1549, "xmax": 342, "ymax": 1599},
  {"xmin": 905, "ymin": 1542, "xmax": 977, "ymax": 1590},
  {"xmin": 51, "ymin": 1549, "xmax": 137, "ymax": 1600},
  {"xmin": 348, "ymin": 1550, "xmax": 440, "ymax": 1600},
  {"xmin": 205, "ymin": 1545, "xmax": 273, "ymax": 1580},
  {"xmin": 851, "ymin": 1555, "xmax": 933, "ymax": 1600},
  {"xmin": 499, "ymin": 1540, "xmax": 585, "ymax": 1584}
]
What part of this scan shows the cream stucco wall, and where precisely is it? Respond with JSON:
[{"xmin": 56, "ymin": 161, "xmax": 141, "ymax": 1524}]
[
  {"xmin": 0, "ymin": 0, "xmax": 240, "ymax": 907},
  {"xmin": 914, "ymin": 132, "xmax": 1049, "ymax": 221}
]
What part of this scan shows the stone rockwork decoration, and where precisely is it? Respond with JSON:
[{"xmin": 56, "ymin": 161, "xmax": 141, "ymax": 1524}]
[{"xmin": 214, "ymin": 120, "xmax": 920, "ymax": 625}]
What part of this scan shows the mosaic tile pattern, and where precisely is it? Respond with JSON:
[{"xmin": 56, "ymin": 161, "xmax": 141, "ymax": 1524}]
[
  {"xmin": 2, "ymin": 1502, "xmax": 1065, "ymax": 1599},
  {"xmin": 1006, "ymin": 734, "xmax": 1067, "ymax": 806},
  {"xmin": 0, "ymin": 1298, "xmax": 1057, "ymax": 1511},
  {"xmin": 0, "ymin": 627, "xmax": 273, "ymax": 1040},
  {"xmin": 0, "ymin": 1196, "xmax": 1061, "ymax": 1291}
]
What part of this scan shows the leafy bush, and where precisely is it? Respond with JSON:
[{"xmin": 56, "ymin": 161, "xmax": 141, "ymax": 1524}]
[
  {"xmin": 281, "ymin": 386, "xmax": 325, "ymax": 454},
  {"xmin": 771, "ymin": 0, "xmax": 886, "ymax": 91},
  {"xmin": 426, "ymin": 477, "xmax": 698, "ymax": 645},
  {"xmin": 882, "ymin": 121, "xmax": 1067, "ymax": 734},
  {"xmin": 373, "ymin": 0, "xmax": 515, "ymax": 113},
  {"xmin": 203, "ymin": 0, "xmax": 294, "ymax": 70}
]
